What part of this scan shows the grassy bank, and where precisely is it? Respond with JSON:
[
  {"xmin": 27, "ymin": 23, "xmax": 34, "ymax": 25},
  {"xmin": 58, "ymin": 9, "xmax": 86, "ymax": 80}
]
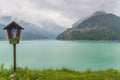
[{"xmin": 0, "ymin": 65, "xmax": 120, "ymax": 80}]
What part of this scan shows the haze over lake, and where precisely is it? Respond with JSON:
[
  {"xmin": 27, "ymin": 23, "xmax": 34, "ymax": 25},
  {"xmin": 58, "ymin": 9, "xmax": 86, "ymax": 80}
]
[{"xmin": 0, "ymin": 40, "xmax": 120, "ymax": 71}]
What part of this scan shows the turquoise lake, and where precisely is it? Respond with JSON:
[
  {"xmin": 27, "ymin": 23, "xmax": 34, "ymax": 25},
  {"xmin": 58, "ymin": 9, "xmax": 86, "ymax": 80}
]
[{"xmin": 0, "ymin": 40, "xmax": 120, "ymax": 71}]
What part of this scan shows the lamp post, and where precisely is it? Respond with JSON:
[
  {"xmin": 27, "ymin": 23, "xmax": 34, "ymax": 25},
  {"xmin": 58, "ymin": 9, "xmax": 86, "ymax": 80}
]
[{"xmin": 3, "ymin": 21, "xmax": 24, "ymax": 72}]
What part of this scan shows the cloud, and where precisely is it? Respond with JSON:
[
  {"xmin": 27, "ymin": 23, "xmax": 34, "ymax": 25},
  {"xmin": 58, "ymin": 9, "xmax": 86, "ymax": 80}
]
[{"xmin": 0, "ymin": 0, "xmax": 119, "ymax": 28}]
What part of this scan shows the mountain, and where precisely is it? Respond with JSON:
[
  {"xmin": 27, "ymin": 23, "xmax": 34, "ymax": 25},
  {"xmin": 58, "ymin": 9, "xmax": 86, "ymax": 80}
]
[
  {"xmin": 91, "ymin": 11, "xmax": 106, "ymax": 17},
  {"xmin": 40, "ymin": 20, "xmax": 66, "ymax": 38},
  {"xmin": 18, "ymin": 20, "xmax": 48, "ymax": 40},
  {"xmin": 0, "ymin": 23, "xmax": 7, "ymax": 40},
  {"xmin": 0, "ymin": 16, "xmax": 66, "ymax": 40},
  {"xmin": 57, "ymin": 11, "xmax": 120, "ymax": 40},
  {"xmin": 72, "ymin": 11, "xmax": 106, "ymax": 28}
]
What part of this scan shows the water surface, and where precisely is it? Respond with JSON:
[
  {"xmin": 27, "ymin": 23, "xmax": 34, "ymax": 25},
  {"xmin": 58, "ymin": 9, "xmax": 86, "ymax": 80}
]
[{"xmin": 0, "ymin": 40, "xmax": 120, "ymax": 71}]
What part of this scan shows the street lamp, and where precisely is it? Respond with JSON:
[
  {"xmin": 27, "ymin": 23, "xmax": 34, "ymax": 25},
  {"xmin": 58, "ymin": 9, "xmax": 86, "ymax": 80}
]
[{"xmin": 3, "ymin": 21, "xmax": 24, "ymax": 72}]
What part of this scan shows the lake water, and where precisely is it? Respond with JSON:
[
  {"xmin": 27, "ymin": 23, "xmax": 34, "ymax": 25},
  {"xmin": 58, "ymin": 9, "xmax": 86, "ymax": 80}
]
[{"xmin": 0, "ymin": 40, "xmax": 120, "ymax": 71}]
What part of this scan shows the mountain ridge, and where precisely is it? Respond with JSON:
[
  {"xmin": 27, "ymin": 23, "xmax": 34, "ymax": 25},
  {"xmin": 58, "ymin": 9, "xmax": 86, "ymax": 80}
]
[
  {"xmin": 72, "ymin": 11, "xmax": 107, "ymax": 28},
  {"xmin": 57, "ymin": 11, "xmax": 120, "ymax": 40},
  {"xmin": 0, "ymin": 16, "xmax": 66, "ymax": 40}
]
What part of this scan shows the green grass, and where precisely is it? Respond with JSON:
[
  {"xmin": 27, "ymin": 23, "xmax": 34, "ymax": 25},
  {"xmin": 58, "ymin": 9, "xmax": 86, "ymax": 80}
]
[{"xmin": 0, "ymin": 64, "xmax": 120, "ymax": 80}]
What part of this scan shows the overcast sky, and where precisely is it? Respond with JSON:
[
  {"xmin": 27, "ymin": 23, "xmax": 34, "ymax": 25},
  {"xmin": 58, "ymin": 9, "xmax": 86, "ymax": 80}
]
[{"xmin": 0, "ymin": 0, "xmax": 120, "ymax": 28}]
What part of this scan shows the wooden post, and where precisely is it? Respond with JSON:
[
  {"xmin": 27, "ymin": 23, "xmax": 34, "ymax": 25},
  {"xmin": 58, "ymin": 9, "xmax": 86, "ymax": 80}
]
[
  {"xmin": 3, "ymin": 21, "xmax": 24, "ymax": 80},
  {"xmin": 13, "ymin": 44, "xmax": 16, "ymax": 72}
]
